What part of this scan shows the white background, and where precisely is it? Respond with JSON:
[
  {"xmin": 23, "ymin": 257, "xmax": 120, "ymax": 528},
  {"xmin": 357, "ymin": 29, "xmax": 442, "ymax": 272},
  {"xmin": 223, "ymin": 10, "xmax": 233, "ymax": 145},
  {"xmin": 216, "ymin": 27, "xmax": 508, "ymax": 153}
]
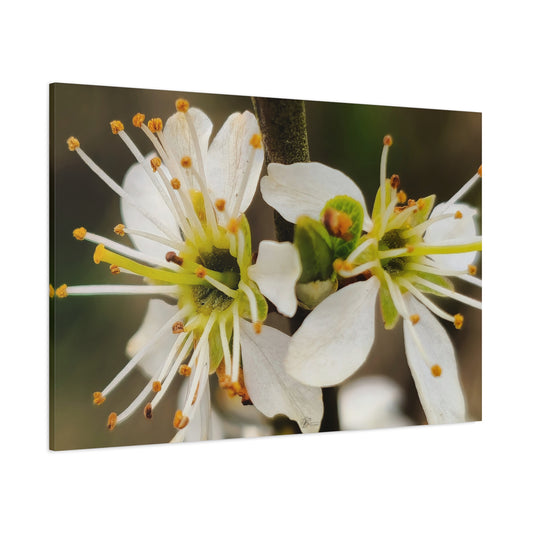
[{"xmin": 2, "ymin": 1, "xmax": 531, "ymax": 531}]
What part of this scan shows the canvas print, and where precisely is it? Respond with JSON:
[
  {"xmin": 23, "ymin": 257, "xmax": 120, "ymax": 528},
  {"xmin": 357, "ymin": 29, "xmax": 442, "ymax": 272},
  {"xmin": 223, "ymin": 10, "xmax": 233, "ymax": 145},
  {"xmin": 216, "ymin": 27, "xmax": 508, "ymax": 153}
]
[{"xmin": 50, "ymin": 83, "xmax": 481, "ymax": 450}]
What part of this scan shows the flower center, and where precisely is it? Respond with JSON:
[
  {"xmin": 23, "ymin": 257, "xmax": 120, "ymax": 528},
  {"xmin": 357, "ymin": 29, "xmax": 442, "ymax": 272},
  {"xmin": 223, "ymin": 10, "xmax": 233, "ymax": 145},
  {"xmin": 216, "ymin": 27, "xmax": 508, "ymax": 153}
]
[{"xmin": 378, "ymin": 229, "xmax": 408, "ymax": 274}]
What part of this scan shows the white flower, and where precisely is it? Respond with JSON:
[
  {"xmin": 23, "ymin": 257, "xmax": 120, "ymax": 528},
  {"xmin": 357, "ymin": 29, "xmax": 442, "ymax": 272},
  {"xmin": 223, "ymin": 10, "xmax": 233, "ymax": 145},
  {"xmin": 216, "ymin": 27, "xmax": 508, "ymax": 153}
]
[
  {"xmin": 261, "ymin": 135, "xmax": 481, "ymax": 424},
  {"xmin": 52, "ymin": 99, "xmax": 322, "ymax": 442}
]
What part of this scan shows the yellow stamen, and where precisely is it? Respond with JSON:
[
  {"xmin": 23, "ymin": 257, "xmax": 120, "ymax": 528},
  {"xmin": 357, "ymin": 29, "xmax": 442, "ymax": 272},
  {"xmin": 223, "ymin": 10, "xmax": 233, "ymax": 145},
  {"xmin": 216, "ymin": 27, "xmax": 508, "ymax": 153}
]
[
  {"xmin": 478, "ymin": 165, "xmax": 482, "ymax": 177},
  {"xmin": 383, "ymin": 134, "xmax": 393, "ymax": 146},
  {"xmin": 454, "ymin": 210, "xmax": 463, "ymax": 219},
  {"xmin": 397, "ymin": 190, "xmax": 407, "ymax": 204},
  {"xmin": 109, "ymin": 264, "xmax": 120, "ymax": 275},
  {"xmin": 67, "ymin": 136, "xmax": 80, "ymax": 151},
  {"xmin": 468, "ymin": 264, "xmax": 477, "ymax": 275},
  {"xmin": 179, "ymin": 364, "xmax": 192, "ymax": 376},
  {"xmin": 152, "ymin": 381, "xmax": 162, "ymax": 392},
  {"xmin": 173, "ymin": 410, "xmax": 189, "ymax": 429},
  {"xmin": 333, "ymin": 258, "xmax": 345, "ymax": 272},
  {"xmin": 49, "ymin": 285, "xmax": 54, "ymax": 298},
  {"xmin": 195, "ymin": 266, "xmax": 207, "ymax": 279},
  {"xmin": 175, "ymin": 98, "xmax": 190, "ymax": 112},
  {"xmin": 406, "ymin": 245, "xmax": 415, "ymax": 253},
  {"xmin": 73, "ymin": 227, "xmax": 87, "ymax": 241},
  {"xmin": 148, "ymin": 118, "xmax": 163, "ymax": 133},
  {"xmin": 93, "ymin": 392, "xmax": 106, "ymax": 406},
  {"xmin": 253, "ymin": 322, "xmax": 262, "ymax": 334},
  {"xmin": 150, "ymin": 157, "xmax": 162, "ymax": 172},
  {"xmin": 250, "ymin": 133, "xmax": 262, "ymax": 149},
  {"xmin": 132, "ymin": 113, "xmax": 145, "ymax": 128},
  {"xmin": 215, "ymin": 198, "xmax": 226, "ymax": 211},
  {"xmin": 227, "ymin": 217, "xmax": 240, "ymax": 234},
  {"xmin": 114, "ymin": 224, "xmax": 125, "ymax": 237},
  {"xmin": 454, "ymin": 313, "xmax": 464, "ymax": 330},
  {"xmin": 171, "ymin": 178, "xmax": 181, "ymax": 190},
  {"xmin": 56, "ymin": 284, "xmax": 68, "ymax": 298},
  {"xmin": 390, "ymin": 174, "xmax": 400, "ymax": 189},
  {"xmin": 107, "ymin": 412, "xmax": 117, "ymax": 430},
  {"xmin": 410, "ymin": 314, "xmax": 420, "ymax": 325},
  {"xmin": 172, "ymin": 321, "xmax": 185, "ymax": 334},
  {"xmin": 417, "ymin": 198, "xmax": 425, "ymax": 210},
  {"xmin": 180, "ymin": 156, "xmax": 192, "ymax": 168},
  {"xmin": 110, "ymin": 120, "xmax": 124, "ymax": 134},
  {"xmin": 144, "ymin": 403, "xmax": 153, "ymax": 419},
  {"xmin": 431, "ymin": 365, "xmax": 442, "ymax": 377},
  {"xmin": 408, "ymin": 199, "xmax": 416, "ymax": 207}
]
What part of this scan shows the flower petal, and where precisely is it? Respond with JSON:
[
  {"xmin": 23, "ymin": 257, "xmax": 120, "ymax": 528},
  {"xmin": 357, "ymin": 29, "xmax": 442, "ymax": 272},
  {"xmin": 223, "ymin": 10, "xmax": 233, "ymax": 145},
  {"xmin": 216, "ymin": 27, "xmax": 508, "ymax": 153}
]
[
  {"xmin": 426, "ymin": 202, "xmax": 479, "ymax": 270},
  {"xmin": 120, "ymin": 154, "xmax": 179, "ymax": 257},
  {"xmin": 125, "ymin": 299, "xmax": 177, "ymax": 377},
  {"xmin": 285, "ymin": 276, "xmax": 380, "ymax": 387},
  {"xmin": 240, "ymin": 320, "xmax": 323, "ymax": 433},
  {"xmin": 338, "ymin": 376, "xmax": 412, "ymax": 430},
  {"xmin": 206, "ymin": 111, "xmax": 263, "ymax": 215},
  {"xmin": 163, "ymin": 108, "xmax": 213, "ymax": 172},
  {"xmin": 261, "ymin": 162, "xmax": 372, "ymax": 230},
  {"xmin": 247, "ymin": 240, "xmax": 301, "ymax": 317},
  {"xmin": 402, "ymin": 294, "xmax": 466, "ymax": 424}
]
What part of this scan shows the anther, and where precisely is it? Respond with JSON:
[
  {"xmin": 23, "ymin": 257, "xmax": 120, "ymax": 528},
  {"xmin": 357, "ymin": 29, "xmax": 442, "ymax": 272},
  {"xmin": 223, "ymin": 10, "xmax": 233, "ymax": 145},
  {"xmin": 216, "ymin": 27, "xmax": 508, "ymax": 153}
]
[
  {"xmin": 144, "ymin": 403, "xmax": 153, "ymax": 420},
  {"xmin": 406, "ymin": 245, "xmax": 415, "ymax": 253},
  {"xmin": 253, "ymin": 322, "xmax": 262, "ymax": 334},
  {"xmin": 478, "ymin": 165, "xmax": 482, "ymax": 177},
  {"xmin": 93, "ymin": 392, "xmax": 106, "ymax": 406},
  {"xmin": 454, "ymin": 313, "xmax": 464, "ymax": 330},
  {"xmin": 410, "ymin": 314, "xmax": 420, "ymax": 325},
  {"xmin": 175, "ymin": 98, "xmax": 190, "ymax": 113},
  {"xmin": 468, "ymin": 264, "xmax": 477, "ymax": 275},
  {"xmin": 454, "ymin": 211, "xmax": 463, "ymax": 219},
  {"xmin": 417, "ymin": 198, "xmax": 425, "ymax": 210},
  {"xmin": 179, "ymin": 364, "xmax": 192, "ymax": 376},
  {"xmin": 383, "ymin": 134, "xmax": 393, "ymax": 146},
  {"xmin": 56, "ymin": 284, "xmax": 68, "ymax": 298},
  {"xmin": 109, "ymin": 264, "xmax": 120, "ymax": 275},
  {"xmin": 431, "ymin": 365, "xmax": 442, "ymax": 377},
  {"xmin": 132, "ymin": 113, "xmax": 145, "ymax": 128},
  {"xmin": 73, "ymin": 227, "xmax": 87, "ymax": 240},
  {"xmin": 215, "ymin": 198, "xmax": 226, "ymax": 211},
  {"xmin": 107, "ymin": 412, "xmax": 118, "ymax": 430},
  {"xmin": 165, "ymin": 251, "xmax": 184, "ymax": 265},
  {"xmin": 172, "ymin": 321, "xmax": 185, "ymax": 334},
  {"xmin": 227, "ymin": 218, "xmax": 240, "ymax": 234},
  {"xmin": 114, "ymin": 224, "xmax": 125, "ymax": 237},
  {"xmin": 408, "ymin": 199, "xmax": 416, "ymax": 207},
  {"xmin": 390, "ymin": 174, "xmax": 400, "ymax": 189},
  {"xmin": 180, "ymin": 156, "xmax": 192, "ymax": 168},
  {"xmin": 195, "ymin": 266, "xmax": 207, "ymax": 278},
  {"xmin": 397, "ymin": 190, "xmax": 407, "ymax": 204},
  {"xmin": 147, "ymin": 118, "xmax": 163, "ymax": 133},
  {"xmin": 152, "ymin": 381, "xmax": 162, "ymax": 392},
  {"xmin": 322, "ymin": 208, "xmax": 353, "ymax": 241},
  {"xmin": 173, "ymin": 410, "xmax": 189, "ymax": 429},
  {"xmin": 150, "ymin": 157, "xmax": 162, "ymax": 172},
  {"xmin": 49, "ymin": 285, "xmax": 54, "ymax": 298},
  {"xmin": 67, "ymin": 136, "xmax": 80, "ymax": 151},
  {"xmin": 171, "ymin": 178, "xmax": 181, "ymax": 190},
  {"xmin": 110, "ymin": 120, "xmax": 124, "ymax": 134},
  {"xmin": 250, "ymin": 133, "xmax": 262, "ymax": 149},
  {"xmin": 333, "ymin": 258, "xmax": 345, "ymax": 272}
]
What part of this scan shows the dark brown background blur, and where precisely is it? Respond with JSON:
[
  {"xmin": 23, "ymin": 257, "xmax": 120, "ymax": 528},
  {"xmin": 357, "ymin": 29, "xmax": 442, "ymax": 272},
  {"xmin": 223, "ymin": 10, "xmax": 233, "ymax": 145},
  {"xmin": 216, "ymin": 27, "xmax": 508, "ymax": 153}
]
[{"xmin": 50, "ymin": 83, "xmax": 481, "ymax": 450}]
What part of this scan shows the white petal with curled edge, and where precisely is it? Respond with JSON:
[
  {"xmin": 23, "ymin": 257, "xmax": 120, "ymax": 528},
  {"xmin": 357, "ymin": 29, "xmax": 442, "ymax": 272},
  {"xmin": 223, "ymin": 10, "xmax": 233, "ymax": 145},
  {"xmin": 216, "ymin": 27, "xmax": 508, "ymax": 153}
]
[
  {"xmin": 248, "ymin": 240, "xmax": 301, "ymax": 317},
  {"xmin": 425, "ymin": 202, "xmax": 479, "ymax": 270},
  {"xmin": 240, "ymin": 320, "xmax": 323, "ymax": 434},
  {"xmin": 206, "ymin": 111, "xmax": 264, "ymax": 215},
  {"xmin": 163, "ymin": 108, "xmax": 213, "ymax": 172},
  {"xmin": 402, "ymin": 294, "xmax": 466, "ymax": 424},
  {"xmin": 125, "ymin": 299, "xmax": 178, "ymax": 378},
  {"xmin": 121, "ymin": 154, "xmax": 180, "ymax": 257},
  {"xmin": 285, "ymin": 276, "xmax": 380, "ymax": 387},
  {"xmin": 261, "ymin": 162, "xmax": 372, "ymax": 231}
]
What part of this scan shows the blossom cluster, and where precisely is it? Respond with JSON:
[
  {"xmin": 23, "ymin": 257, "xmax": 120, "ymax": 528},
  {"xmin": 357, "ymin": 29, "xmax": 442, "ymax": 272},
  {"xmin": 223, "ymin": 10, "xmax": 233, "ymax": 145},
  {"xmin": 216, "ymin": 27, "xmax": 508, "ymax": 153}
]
[{"xmin": 51, "ymin": 97, "xmax": 481, "ymax": 444}]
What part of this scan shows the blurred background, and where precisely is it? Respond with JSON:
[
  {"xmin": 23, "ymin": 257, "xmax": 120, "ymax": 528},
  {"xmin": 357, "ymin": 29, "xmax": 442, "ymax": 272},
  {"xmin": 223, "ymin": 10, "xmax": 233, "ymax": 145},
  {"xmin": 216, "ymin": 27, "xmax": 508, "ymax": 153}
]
[{"xmin": 50, "ymin": 83, "xmax": 481, "ymax": 450}]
